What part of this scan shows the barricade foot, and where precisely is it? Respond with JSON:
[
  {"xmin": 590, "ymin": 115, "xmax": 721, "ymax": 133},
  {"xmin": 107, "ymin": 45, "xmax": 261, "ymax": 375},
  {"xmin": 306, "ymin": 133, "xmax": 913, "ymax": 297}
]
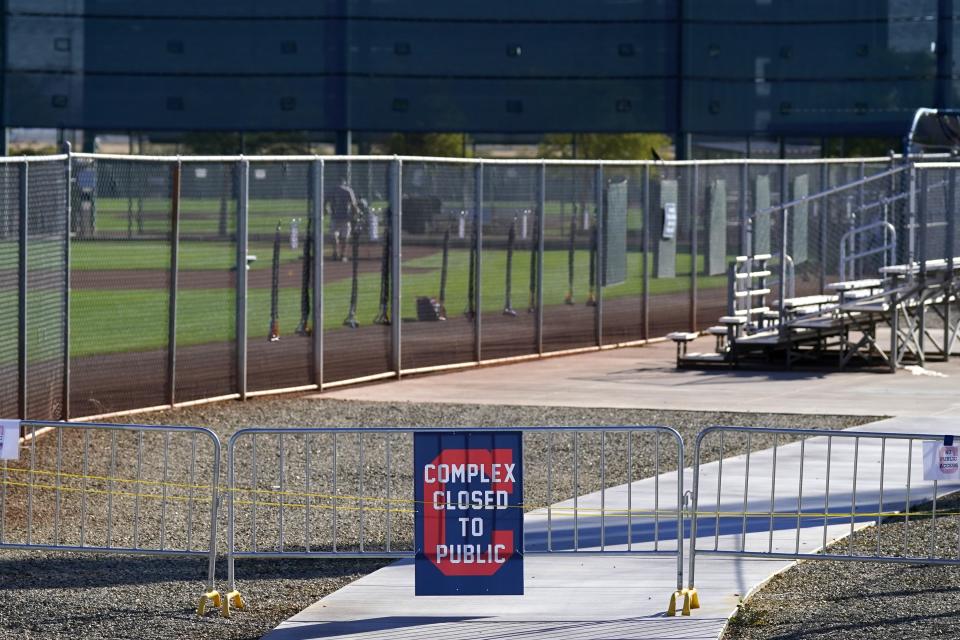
[
  {"xmin": 220, "ymin": 590, "xmax": 245, "ymax": 618},
  {"xmin": 197, "ymin": 590, "xmax": 221, "ymax": 616},
  {"xmin": 667, "ymin": 590, "xmax": 683, "ymax": 616},
  {"xmin": 667, "ymin": 588, "xmax": 699, "ymax": 616}
]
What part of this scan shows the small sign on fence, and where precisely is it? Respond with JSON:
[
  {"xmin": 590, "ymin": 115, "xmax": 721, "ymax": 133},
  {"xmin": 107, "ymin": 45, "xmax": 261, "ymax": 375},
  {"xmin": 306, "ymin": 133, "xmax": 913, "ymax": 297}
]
[
  {"xmin": 414, "ymin": 431, "xmax": 524, "ymax": 595},
  {"xmin": 924, "ymin": 438, "xmax": 960, "ymax": 481},
  {"xmin": 662, "ymin": 202, "xmax": 677, "ymax": 240},
  {"xmin": 0, "ymin": 420, "xmax": 20, "ymax": 460}
]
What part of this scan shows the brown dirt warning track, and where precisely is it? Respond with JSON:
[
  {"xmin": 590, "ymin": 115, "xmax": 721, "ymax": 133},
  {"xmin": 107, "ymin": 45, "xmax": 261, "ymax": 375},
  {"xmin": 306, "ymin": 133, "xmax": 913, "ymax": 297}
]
[{"xmin": 65, "ymin": 290, "xmax": 721, "ymax": 419}]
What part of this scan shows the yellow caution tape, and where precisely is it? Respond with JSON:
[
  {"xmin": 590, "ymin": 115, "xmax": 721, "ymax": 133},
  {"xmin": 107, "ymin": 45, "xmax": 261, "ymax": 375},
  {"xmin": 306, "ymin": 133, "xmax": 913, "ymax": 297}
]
[{"xmin": 0, "ymin": 477, "xmax": 950, "ymax": 519}]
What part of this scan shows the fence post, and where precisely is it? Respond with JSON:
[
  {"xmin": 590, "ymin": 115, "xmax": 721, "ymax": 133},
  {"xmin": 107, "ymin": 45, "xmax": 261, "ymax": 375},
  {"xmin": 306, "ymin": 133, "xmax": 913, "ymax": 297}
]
[
  {"xmin": 918, "ymin": 168, "xmax": 928, "ymax": 358},
  {"xmin": 536, "ymin": 162, "xmax": 545, "ymax": 354},
  {"xmin": 642, "ymin": 164, "xmax": 651, "ymax": 339},
  {"xmin": 594, "ymin": 164, "xmax": 604, "ymax": 346},
  {"xmin": 857, "ymin": 161, "xmax": 865, "ymax": 280},
  {"xmin": 689, "ymin": 165, "xmax": 699, "ymax": 332},
  {"xmin": 779, "ymin": 162, "xmax": 788, "ymax": 328},
  {"xmin": 819, "ymin": 162, "xmax": 828, "ymax": 293},
  {"xmin": 167, "ymin": 159, "xmax": 181, "ymax": 406},
  {"xmin": 474, "ymin": 162, "xmax": 484, "ymax": 362},
  {"xmin": 62, "ymin": 143, "xmax": 71, "ymax": 419},
  {"xmin": 390, "ymin": 158, "xmax": 402, "ymax": 376},
  {"xmin": 739, "ymin": 162, "xmax": 749, "ymax": 255},
  {"xmin": 311, "ymin": 158, "xmax": 324, "ymax": 387},
  {"xmin": 908, "ymin": 164, "xmax": 917, "ymax": 273},
  {"xmin": 18, "ymin": 160, "xmax": 28, "ymax": 419},
  {"xmin": 945, "ymin": 167, "xmax": 955, "ymax": 360},
  {"xmin": 236, "ymin": 159, "xmax": 249, "ymax": 400}
]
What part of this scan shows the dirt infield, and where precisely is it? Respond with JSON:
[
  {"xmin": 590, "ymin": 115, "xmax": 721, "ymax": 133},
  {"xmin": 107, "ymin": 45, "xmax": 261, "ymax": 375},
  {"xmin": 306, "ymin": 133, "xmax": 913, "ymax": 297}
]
[{"xmin": 71, "ymin": 245, "xmax": 438, "ymax": 291}]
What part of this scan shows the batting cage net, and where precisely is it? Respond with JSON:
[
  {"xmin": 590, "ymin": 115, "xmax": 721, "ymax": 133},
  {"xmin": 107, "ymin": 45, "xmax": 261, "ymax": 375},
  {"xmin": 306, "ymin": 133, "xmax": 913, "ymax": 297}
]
[
  {"xmin": 599, "ymin": 164, "xmax": 645, "ymax": 345},
  {"xmin": 0, "ymin": 162, "xmax": 22, "ymax": 419},
  {"xmin": 246, "ymin": 160, "xmax": 312, "ymax": 392},
  {"xmin": 322, "ymin": 159, "xmax": 392, "ymax": 384},
  {"xmin": 69, "ymin": 157, "xmax": 172, "ymax": 416},
  {"xmin": 0, "ymin": 152, "xmax": 946, "ymax": 420},
  {"xmin": 542, "ymin": 164, "xmax": 599, "ymax": 352},
  {"xmin": 26, "ymin": 160, "xmax": 68, "ymax": 420},
  {"xmin": 400, "ymin": 161, "xmax": 477, "ymax": 370},
  {"xmin": 174, "ymin": 160, "xmax": 238, "ymax": 404},
  {"xmin": 480, "ymin": 164, "xmax": 539, "ymax": 361},
  {"xmin": 691, "ymin": 163, "xmax": 742, "ymax": 331}
]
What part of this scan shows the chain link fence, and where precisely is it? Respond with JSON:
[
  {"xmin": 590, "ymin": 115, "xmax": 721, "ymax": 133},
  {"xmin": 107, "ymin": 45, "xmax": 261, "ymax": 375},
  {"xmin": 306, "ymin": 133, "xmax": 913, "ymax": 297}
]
[{"xmin": 0, "ymin": 153, "xmax": 951, "ymax": 421}]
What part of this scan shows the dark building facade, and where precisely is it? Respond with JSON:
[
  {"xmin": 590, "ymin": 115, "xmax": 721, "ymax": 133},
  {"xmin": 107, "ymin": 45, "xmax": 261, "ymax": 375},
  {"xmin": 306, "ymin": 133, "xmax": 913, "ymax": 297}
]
[{"xmin": 0, "ymin": 0, "xmax": 953, "ymax": 154}]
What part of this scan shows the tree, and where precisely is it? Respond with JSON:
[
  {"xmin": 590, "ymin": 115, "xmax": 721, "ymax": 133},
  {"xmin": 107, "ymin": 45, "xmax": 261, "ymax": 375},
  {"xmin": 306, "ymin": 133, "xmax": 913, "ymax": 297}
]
[
  {"xmin": 539, "ymin": 133, "xmax": 672, "ymax": 160},
  {"xmin": 181, "ymin": 131, "xmax": 311, "ymax": 155},
  {"xmin": 382, "ymin": 133, "xmax": 467, "ymax": 157},
  {"xmin": 182, "ymin": 132, "xmax": 243, "ymax": 155}
]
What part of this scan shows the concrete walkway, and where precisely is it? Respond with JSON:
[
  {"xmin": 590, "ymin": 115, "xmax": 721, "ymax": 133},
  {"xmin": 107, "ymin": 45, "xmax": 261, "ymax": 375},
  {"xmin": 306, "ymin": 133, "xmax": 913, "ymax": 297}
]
[
  {"xmin": 320, "ymin": 337, "xmax": 960, "ymax": 417},
  {"xmin": 263, "ymin": 415, "xmax": 960, "ymax": 640}
]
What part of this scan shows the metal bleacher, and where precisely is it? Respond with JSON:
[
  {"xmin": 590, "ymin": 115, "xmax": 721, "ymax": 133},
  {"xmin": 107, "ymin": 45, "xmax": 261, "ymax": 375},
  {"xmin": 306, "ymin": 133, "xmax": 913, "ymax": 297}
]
[{"xmin": 670, "ymin": 160, "xmax": 960, "ymax": 372}]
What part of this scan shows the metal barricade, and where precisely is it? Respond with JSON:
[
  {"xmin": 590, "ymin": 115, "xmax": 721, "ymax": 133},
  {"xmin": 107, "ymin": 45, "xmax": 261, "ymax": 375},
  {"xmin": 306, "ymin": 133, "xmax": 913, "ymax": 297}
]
[
  {"xmin": 0, "ymin": 420, "xmax": 223, "ymax": 614},
  {"xmin": 687, "ymin": 426, "xmax": 960, "ymax": 605},
  {"xmin": 225, "ymin": 425, "xmax": 685, "ymax": 616}
]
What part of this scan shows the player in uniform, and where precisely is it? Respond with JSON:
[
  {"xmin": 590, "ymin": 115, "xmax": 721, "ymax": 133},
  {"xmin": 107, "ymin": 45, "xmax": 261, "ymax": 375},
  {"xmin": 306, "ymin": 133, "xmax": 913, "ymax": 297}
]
[{"xmin": 327, "ymin": 177, "xmax": 359, "ymax": 261}]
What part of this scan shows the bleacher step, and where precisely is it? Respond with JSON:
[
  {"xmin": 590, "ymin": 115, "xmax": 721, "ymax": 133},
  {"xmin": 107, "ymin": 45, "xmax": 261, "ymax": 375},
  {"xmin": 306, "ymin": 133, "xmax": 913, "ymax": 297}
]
[
  {"xmin": 679, "ymin": 352, "xmax": 728, "ymax": 363},
  {"xmin": 734, "ymin": 288, "xmax": 771, "ymax": 298}
]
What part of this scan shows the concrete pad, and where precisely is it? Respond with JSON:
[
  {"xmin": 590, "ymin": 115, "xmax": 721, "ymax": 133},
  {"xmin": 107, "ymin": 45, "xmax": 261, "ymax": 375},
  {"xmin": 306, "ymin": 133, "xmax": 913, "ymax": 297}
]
[
  {"xmin": 265, "ymin": 556, "xmax": 732, "ymax": 640},
  {"xmin": 319, "ymin": 338, "xmax": 960, "ymax": 417}
]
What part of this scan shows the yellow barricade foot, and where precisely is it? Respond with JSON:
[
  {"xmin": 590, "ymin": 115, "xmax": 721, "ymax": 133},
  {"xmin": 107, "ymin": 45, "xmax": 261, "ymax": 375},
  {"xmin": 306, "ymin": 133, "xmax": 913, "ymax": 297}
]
[
  {"xmin": 197, "ymin": 590, "xmax": 221, "ymax": 616},
  {"xmin": 220, "ymin": 590, "xmax": 246, "ymax": 618},
  {"xmin": 666, "ymin": 590, "xmax": 682, "ymax": 616},
  {"xmin": 682, "ymin": 590, "xmax": 692, "ymax": 616},
  {"xmin": 689, "ymin": 588, "xmax": 700, "ymax": 610}
]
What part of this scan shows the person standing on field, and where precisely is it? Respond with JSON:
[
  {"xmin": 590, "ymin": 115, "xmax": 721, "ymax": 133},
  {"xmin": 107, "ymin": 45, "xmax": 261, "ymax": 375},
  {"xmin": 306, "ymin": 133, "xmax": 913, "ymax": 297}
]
[{"xmin": 327, "ymin": 177, "xmax": 359, "ymax": 262}]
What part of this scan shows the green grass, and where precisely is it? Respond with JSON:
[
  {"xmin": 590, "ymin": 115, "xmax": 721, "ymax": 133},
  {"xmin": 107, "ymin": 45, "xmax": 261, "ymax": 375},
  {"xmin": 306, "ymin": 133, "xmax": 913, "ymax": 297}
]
[
  {"xmin": 68, "ymin": 248, "xmax": 725, "ymax": 358},
  {"xmin": 82, "ymin": 196, "xmax": 645, "ymax": 238}
]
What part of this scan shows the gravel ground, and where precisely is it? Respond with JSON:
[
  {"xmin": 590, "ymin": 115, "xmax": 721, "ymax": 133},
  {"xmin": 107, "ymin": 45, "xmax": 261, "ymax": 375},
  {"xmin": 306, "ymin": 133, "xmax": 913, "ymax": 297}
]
[
  {"xmin": 0, "ymin": 397, "xmax": 878, "ymax": 640},
  {"xmin": 724, "ymin": 492, "xmax": 960, "ymax": 640}
]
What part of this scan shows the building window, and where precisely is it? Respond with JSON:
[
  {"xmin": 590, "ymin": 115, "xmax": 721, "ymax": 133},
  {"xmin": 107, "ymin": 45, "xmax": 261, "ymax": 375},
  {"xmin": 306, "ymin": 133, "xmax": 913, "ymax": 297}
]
[
  {"xmin": 392, "ymin": 98, "xmax": 409, "ymax": 112},
  {"xmin": 708, "ymin": 100, "xmax": 721, "ymax": 115},
  {"xmin": 53, "ymin": 37, "xmax": 71, "ymax": 52},
  {"xmin": 281, "ymin": 41, "xmax": 298, "ymax": 55},
  {"xmin": 280, "ymin": 97, "xmax": 296, "ymax": 111},
  {"xmin": 506, "ymin": 100, "xmax": 524, "ymax": 114},
  {"xmin": 616, "ymin": 99, "xmax": 632, "ymax": 113},
  {"xmin": 394, "ymin": 42, "xmax": 411, "ymax": 56},
  {"xmin": 506, "ymin": 44, "xmax": 522, "ymax": 58},
  {"xmin": 779, "ymin": 102, "xmax": 792, "ymax": 115},
  {"xmin": 167, "ymin": 40, "xmax": 184, "ymax": 54},
  {"xmin": 618, "ymin": 43, "xmax": 635, "ymax": 57},
  {"xmin": 855, "ymin": 102, "xmax": 868, "ymax": 115},
  {"xmin": 167, "ymin": 97, "xmax": 184, "ymax": 111},
  {"xmin": 51, "ymin": 95, "xmax": 68, "ymax": 108}
]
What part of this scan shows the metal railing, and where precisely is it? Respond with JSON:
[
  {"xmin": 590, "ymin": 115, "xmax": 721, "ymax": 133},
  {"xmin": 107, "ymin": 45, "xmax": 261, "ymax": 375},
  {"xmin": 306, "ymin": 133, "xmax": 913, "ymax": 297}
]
[
  {"xmin": 5, "ymin": 149, "xmax": 947, "ymax": 422},
  {"xmin": 225, "ymin": 425, "xmax": 686, "ymax": 616},
  {"xmin": 10, "ymin": 418, "xmax": 960, "ymax": 621},
  {"xmin": 687, "ymin": 426, "xmax": 960, "ymax": 601},
  {"xmin": 840, "ymin": 220, "xmax": 897, "ymax": 282},
  {"xmin": 0, "ymin": 420, "xmax": 223, "ymax": 614}
]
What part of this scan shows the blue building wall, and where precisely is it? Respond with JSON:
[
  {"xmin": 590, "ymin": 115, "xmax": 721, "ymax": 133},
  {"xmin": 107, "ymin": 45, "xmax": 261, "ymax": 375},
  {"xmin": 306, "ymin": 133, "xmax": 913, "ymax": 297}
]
[{"xmin": 0, "ymin": 0, "xmax": 951, "ymax": 139}]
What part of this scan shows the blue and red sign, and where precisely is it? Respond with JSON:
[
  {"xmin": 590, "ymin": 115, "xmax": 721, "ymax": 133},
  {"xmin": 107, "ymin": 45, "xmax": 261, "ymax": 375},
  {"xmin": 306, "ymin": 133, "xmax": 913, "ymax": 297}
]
[{"xmin": 414, "ymin": 431, "xmax": 523, "ymax": 595}]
